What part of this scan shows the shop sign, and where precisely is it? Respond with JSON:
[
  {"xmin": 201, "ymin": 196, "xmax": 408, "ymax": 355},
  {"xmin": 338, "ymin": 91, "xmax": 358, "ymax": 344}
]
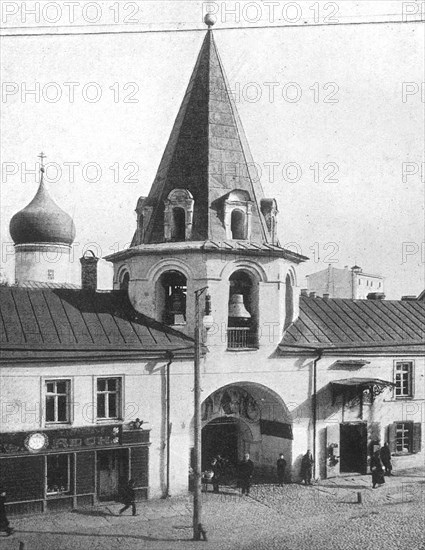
[{"xmin": 0, "ymin": 425, "xmax": 121, "ymax": 455}]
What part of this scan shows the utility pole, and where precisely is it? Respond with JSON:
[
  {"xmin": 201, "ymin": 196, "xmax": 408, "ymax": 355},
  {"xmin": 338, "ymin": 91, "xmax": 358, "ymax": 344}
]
[{"xmin": 193, "ymin": 287, "xmax": 212, "ymax": 541}]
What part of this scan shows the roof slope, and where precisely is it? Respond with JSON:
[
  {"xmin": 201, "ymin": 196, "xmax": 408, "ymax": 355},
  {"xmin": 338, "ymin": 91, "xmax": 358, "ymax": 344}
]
[
  {"xmin": 280, "ymin": 297, "xmax": 425, "ymax": 353},
  {"xmin": 138, "ymin": 30, "xmax": 270, "ymax": 245},
  {"xmin": 0, "ymin": 287, "xmax": 194, "ymax": 362}
]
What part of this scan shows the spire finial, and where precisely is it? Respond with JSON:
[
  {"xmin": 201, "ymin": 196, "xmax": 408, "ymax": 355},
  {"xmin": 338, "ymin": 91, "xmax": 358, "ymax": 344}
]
[
  {"xmin": 204, "ymin": 13, "xmax": 216, "ymax": 29},
  {"xmin": 38, "ymin": 151, "xmax": 47, "ymax": 173}
]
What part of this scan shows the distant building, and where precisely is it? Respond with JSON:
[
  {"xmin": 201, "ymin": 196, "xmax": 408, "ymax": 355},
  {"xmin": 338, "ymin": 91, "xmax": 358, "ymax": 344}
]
[{"xmin": 306, "ymin": 265, "xmax": 384, "ymax": 299}]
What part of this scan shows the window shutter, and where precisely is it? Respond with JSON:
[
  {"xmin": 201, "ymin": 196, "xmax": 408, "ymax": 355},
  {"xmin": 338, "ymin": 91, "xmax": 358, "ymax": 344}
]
[
  {"xmin": 388, "ymin": 423, "xmax": 397, "ymax": 453},
  {"xmin": 412, "ymin": 423, "xmax": 422, "ymax": 453}
]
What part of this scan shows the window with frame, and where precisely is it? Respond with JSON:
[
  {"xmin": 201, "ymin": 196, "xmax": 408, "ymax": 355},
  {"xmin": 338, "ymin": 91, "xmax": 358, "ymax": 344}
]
[
  {"xmin": 45, "ymin": 380, "xmax": 70, "ymax": 423},
  {"xmin": 395, "ymin": 362, "xmax": 413, "ymax": 398},
  {"xmin": 47, "ymin": 269, "xmax": 55, "ymax": 281},
  {"xmin": 388, "ymin": 421, "xmax": 421, "ymax": 454},
  {"xmin": 47, "ymin": 454, "xmax": 70, "ymax": 495},
  {"xmin": 97, "ymin": 378, "xmax": 121, "ymax": 419}
]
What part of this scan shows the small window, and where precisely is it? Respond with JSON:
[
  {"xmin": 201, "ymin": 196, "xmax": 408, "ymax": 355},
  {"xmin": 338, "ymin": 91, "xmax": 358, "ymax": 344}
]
[
  {"xmin": 395, "ymin": 362, "xmax": 413, "ymax": 398},
  {"xmin": 47, "ymin": 454, "xmax": 70, "ymax": 495},
  {"xmin": 358, "ymin": 280, "xmax": 361, "ymax": 285},
  {"xmin": 48, "ymin": 269, "xmax": 55, "ymax": 281},
  {"xmin": 172, "ymin": 207, "xmax": 186, "ymax": 241},
  {"xmin": 45, "ymin": 380, "xmax": 70, "ymax": 423},
  {"xmin": 120, "ymin": 272, "xmax": 130, "ymax": 291},
  {"xmin": 231, "ymin": 209, "xmax": 247, "ymax": 240},
  {"xmin": 97, "ymin": 378, "xmax": 121, "ymax": 419}
]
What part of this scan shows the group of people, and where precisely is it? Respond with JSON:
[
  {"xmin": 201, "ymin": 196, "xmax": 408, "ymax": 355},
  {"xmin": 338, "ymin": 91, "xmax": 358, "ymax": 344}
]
[
  {"xmin": 206, "ymin": 449, "xmax": 315, "ymax": 495},
  {"xmin": 207, "ymin": 453, "xmax": 254, "ymax": 495}
]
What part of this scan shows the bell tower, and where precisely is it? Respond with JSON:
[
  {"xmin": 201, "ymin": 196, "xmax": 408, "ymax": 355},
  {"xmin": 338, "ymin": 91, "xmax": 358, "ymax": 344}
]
[{"xmin": 106, "ymin": 23, "xmax": 307, "ymax": 350}]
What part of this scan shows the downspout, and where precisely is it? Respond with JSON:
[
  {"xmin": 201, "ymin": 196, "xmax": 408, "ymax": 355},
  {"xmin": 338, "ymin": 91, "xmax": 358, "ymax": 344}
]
[
  {"xmin": 164, "ymin": 351, "xmax": 174, "ymax": 498},
  {"xmin": 312, "ymin": 350, "xmax": 323, "ymax": 480}
]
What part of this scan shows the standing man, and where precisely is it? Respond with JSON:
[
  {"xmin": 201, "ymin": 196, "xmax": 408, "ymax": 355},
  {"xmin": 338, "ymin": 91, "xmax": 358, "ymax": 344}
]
[
  {"xmin": 238, "ymin": 453, "xmax": 254, "ymax": 496},
  {"xmin": 119, "ymin": 479, "xmax": 137, "ymax": 516},
  {"xmin": 0, "ymin": 490, "xmax": 14, "ymax": 537},
  {"xmin": 380, "ymin": 442, "xmax": 393, "ymax": 476},
  {"xmin": 277, "ymin": 453, "xmax": 287, "ymax": 486},
  {"xmin": 210, "ymin": 457, "xmax": 222, "ymax": 493},
  {"xmin": 301, "ymin": 450, "xmax": 314, "ymax": 485}
]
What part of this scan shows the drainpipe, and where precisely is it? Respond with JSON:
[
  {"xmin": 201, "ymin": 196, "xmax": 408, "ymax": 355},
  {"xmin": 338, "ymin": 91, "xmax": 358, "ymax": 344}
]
[
  {"xmin": 164, "ymin": 351, "xmax": 174, "ymax": 498},
  {"xmin": 312, "ymin": 350, "xmax": 322, "ymax": 480}
]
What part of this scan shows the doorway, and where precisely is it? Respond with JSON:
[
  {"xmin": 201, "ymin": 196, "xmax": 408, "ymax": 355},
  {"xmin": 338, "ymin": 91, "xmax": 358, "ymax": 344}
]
[
  {"xmin": 202, "ymin": 418, "xmax": 238, "ymax": 471},
  {"xmin": 340, "ymin": 423, "xmax": 367, "ymax": 474},
  {"xmin": 97, "ymin": 449, "xmax": 128, "ymax": 501}
]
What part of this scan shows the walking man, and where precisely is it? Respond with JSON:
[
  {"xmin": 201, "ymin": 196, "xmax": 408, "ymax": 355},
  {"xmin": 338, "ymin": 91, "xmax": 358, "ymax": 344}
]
[
  {"xmin": 277, "ymin": 453, "xmax": 287, "ymax": 486},
  {"xmin": 0, "ymin": 490, "xmax": 14, "ymax": 537},
  {"xmin": 371, "ymin": 450, "xmax": 385, "ymax": 488},
  {"xmin": 380, "ymin": 442, "xmax": 392, "ymax": 476},
  {"xmin": 119, "ymin": 479, "xmax": 137, "ymax": 516},
  {"xmin": 301, "ymin": 450, "xmax": 314, "ymax": 485},
  {"xmin": 238, "ymin": 453, "xmax": 254, "ymax": 496}
]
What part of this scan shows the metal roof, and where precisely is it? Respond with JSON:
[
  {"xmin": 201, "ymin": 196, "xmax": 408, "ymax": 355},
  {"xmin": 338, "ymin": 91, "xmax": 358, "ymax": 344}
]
[
  {"xmin": 279, "ymin": 296, "xmax": 425, "ymax": 354},
  {"xmin": 0, "ymin": 287, "xmax": 194, "ymax": 363}
]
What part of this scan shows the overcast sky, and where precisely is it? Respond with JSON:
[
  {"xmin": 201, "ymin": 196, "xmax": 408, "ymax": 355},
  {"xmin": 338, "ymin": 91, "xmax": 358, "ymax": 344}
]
[{"xmin": 1, "ymin": 1, "xmax": 424, "ymax": 298}]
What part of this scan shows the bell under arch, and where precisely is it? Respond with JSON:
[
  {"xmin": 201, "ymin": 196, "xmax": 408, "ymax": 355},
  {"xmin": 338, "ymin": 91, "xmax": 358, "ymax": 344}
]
[{"xmin": 198, "ymin": 382, "xmax": 293, "ymax": 480}]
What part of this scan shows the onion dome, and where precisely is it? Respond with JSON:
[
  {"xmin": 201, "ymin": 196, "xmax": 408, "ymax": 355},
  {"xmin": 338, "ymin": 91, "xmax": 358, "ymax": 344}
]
[{"xmin": 10, "ymin": 160, "xmax": 76, "ymax": 246}]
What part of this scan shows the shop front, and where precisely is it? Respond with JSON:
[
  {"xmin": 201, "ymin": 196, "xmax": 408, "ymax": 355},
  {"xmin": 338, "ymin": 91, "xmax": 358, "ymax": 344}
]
[{"xmin": 0, "ymin": 425, "xmax": 150, "ymax": 516}]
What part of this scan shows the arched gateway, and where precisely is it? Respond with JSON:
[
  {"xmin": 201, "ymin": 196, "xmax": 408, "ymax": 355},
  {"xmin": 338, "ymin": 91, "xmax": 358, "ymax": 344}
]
[{"xmin": 200, "ymin": 383, "xmax": 293, "ymax": 480}]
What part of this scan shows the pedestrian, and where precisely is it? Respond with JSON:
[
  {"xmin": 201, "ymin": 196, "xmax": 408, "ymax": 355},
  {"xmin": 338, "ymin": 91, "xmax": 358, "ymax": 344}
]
[
  {"xmin": 210, "ymin": 457, "xmax": 222, "ymax": 493},
  {"xmin": 380, "ymin": 442, "xmax": 392, "ymax": 476},
  {"xmin": 0, "ymin": 490, "xmax": 14, "ymax": 537},
  {"xmin": 277, "ymin": 453, "xmax": 287, "ymax": 486},
  {"xmin": 300, "ymin": 450, "xmax": 314, "ymax": 485},
  {"xmin": 238, "ymin": 453, "xmax": 254, "ymax": 496},
  {"xmin": 370, "ymin": 449, "xmax": 385, "ymax": 488},
  {"xmin": 119, "ymin": 479, "xmax": 137, "ymax": 516}
]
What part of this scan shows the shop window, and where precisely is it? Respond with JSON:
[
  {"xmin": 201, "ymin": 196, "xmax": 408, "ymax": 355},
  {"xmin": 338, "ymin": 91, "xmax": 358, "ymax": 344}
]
[
  {"xmin": 157, "ymin": 270, "xmax": 187, "ymax": 326},
  {"xmin": 45, "ymin": 380, "xmax": 70, "ymax": 423},
  {"xmin": 97, "ymin": 378, "xmax": 121, "ymax": 419},
  {"xmin": 388, "ymin": 422, "xmax": 421, "ymax": 454},
  {"xmin": 47, "ymin": 454, "xmax": 70, "ymax": 495},
  {"xmin": 394, "ymin": 361, "xmax": 413, "ymax": 398}
]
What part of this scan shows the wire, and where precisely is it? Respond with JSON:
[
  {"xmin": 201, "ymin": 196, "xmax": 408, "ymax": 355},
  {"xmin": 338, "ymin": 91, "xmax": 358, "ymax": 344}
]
[{"xmin": 1, "ymin": 18, "xmax": 423, "ymax": 38}]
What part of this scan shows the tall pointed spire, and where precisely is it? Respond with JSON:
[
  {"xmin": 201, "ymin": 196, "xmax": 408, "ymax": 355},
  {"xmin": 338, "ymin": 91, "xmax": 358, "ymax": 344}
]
[{"xmin": 136, "ymin": 26, "xmax": 273, "ymax": 245}]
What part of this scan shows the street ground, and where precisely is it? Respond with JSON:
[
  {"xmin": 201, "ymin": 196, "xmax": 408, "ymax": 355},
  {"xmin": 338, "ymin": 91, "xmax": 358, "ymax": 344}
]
[{"xmin": 1, "ymin": 468, "xmax": 424, "ymax": 550}]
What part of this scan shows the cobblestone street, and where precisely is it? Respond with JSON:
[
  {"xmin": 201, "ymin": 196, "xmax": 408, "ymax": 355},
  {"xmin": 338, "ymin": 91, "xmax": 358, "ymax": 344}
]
[{"xmin": 1, "ymin": 470, "xmax": 424, "ymax": 550}]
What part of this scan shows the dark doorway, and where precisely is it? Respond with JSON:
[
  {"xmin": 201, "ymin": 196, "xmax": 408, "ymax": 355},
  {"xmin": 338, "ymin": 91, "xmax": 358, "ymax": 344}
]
[
  {"xmin": 97, "ymin": 449, "xmax": 128, "ymax": 501},
  {"xmin": 202, "ymin": 419, "xmax": 238, "ymax": 471},
  {"xmin": 340, "ymin": 423, "xmax": 367, "ymax": 474}
]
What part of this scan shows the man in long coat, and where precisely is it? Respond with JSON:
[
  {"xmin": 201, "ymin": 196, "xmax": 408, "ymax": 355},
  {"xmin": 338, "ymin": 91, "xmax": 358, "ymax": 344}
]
[
  {"xmin": 300, "ymin": 450, "xmax": 314, "ymax": 485},
  {"xmin": 277, "ymin": 454, "xmax": 287, "ymax": 486},
  {"xmin": 238, "ymin": 453, "xmax": 254, "ymax": 496},
  {"xmin": 380, "ymin": 442, "xmax": 392, "ymax": 476},
  {"xmin": 371, "ymin": 450, "xmax": 385, "ymax": 488}
]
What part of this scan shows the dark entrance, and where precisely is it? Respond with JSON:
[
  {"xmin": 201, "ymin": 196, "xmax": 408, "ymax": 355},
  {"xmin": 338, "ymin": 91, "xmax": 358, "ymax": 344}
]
[
  {"xmin": 97, "ymin": 449, "xmax": 128, "ymax": 501},
  {"xmin": 340, "ymin": 423, "xmax": 367, "ymax": 474},
  {"xmin": 202, "ymin": 418, "xmax": 238, "ymax": 471}
]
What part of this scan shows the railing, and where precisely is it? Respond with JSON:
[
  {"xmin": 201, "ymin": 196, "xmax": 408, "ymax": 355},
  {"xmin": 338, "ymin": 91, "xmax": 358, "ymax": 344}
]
[{"xmin": 227, "ymin": 327, "xmax": 258, "ymax": 350}]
